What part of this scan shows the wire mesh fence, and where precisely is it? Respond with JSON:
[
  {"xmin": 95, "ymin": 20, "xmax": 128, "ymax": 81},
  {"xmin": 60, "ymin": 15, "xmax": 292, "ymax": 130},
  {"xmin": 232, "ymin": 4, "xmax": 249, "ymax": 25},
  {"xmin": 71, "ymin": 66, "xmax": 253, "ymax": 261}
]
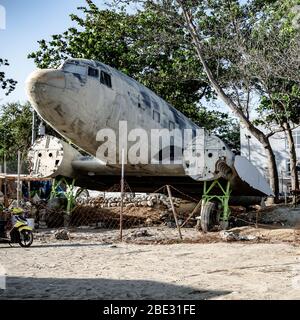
[
  {"xmin": 20, "ymin": 183, "xmax": 204, "ymax": 243},
  {"xmin": 3, "ymin": 175, "xmax": 294, "ymax": 244}
]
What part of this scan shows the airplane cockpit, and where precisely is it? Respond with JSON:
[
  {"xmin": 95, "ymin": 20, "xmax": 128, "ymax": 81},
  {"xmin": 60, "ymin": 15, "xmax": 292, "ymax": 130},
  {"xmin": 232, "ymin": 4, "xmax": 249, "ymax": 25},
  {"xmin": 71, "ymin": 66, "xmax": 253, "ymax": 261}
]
[{"xmin": 60, "ymin": 59, "xmax": 112, "ymax": 88}]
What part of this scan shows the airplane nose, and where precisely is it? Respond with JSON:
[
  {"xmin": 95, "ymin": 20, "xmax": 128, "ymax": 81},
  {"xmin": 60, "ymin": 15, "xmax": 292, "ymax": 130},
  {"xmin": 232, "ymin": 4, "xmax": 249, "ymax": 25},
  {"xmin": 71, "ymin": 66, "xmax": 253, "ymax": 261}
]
[{"xmin": 26, "ymin": 69, "xmax": 66, "ymax": 101}]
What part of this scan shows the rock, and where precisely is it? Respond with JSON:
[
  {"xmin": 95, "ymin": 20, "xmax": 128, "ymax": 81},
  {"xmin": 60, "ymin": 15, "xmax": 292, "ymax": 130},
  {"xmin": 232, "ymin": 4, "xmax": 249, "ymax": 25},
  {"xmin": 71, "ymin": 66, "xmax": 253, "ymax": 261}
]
[
  {"xmin": 178, "ymin": 219, "xmax": 183, "ymax": 226},
  {"xmin": 220, "ymin": 230, "xmax": 257, "ymax": 241},
  {"xmin": 145, "ymin": 218, "xmax": 153, "ymax": 226},
  {"xmin": 128, "ymin": 229, "xmax": 152, "ymax": 238},
  {"xmin": 159, "ymin": 212, "xmax": 169, "ymax": 219},
  {"xmin": 54, "ymin": 229, "xmax": 70, "ymax": 240},
  {"xmin": 147, "ymin": 201, "xmax": 153, "ymax": 207},
  {"xmin": 166, "ymin": 221, "xmax": 176, "ymax": 228}
]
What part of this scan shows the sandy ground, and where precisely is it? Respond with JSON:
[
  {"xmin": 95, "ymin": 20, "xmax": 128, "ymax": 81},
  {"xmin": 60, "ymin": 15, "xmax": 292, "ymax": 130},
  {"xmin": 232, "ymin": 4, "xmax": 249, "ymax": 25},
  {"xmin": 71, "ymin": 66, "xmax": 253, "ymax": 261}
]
[{"xmin": 1, "ymin": 226, "xmax": 300, "ymax": 300}]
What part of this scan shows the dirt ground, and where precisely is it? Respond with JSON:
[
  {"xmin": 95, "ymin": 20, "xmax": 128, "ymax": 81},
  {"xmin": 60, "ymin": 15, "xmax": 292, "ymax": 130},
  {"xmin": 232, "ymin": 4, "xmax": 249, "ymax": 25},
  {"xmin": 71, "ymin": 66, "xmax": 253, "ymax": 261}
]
[{"xmin": 1, "ymin": 225, "xmax": 300, "ymax": 300}]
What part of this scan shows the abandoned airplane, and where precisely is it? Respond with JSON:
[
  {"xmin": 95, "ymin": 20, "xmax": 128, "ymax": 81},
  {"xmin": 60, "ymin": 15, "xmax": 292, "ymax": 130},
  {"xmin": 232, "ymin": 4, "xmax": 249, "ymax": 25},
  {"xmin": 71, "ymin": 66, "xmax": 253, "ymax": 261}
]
[{"xmin": 26, "ymin": 58, "xmax": 273, "ymax": 230}]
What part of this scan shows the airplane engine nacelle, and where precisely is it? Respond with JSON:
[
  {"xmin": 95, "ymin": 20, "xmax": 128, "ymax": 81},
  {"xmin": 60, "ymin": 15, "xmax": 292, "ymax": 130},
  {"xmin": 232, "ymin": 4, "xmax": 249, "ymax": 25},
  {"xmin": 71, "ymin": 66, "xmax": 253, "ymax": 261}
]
[
  {"xmin": 182, "ymin": 129, "xmax": 235, "ymax": 181},
  {"xmin": 28, "ymin": 135, "xmax": 81, "ymax": 178}
]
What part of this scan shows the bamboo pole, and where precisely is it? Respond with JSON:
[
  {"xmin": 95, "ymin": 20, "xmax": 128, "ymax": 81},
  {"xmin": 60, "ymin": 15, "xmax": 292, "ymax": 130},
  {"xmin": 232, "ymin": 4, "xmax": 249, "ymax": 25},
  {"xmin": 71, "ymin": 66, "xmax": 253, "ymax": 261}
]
[
  {"xmin": 3, "ymin": 154, "xmax": 8, "ymax": 208},
  {"xmin": 120, "ymin": 148, "xmax": 125, "ymax": 241},
  {"xmin": 166, "ymin": 185, "xmax": 183, "ymax": 240},
  {"xmin": 181, "ymin": 199, "xmax": 202, "ymax": 228},
  {"xmin": 17, "ymin": 151, "xmax": 21, "ymax": 207},
  {"xmin": 28, "ymin": 181, "xmax": 31, "ymax": 201}
]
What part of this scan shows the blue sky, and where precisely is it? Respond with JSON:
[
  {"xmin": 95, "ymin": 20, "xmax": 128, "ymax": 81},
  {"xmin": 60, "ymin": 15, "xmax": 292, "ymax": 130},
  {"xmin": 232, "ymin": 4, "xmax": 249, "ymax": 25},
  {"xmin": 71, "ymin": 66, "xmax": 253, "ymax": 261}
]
[{"xmin": 0, "ymin": 0, "xmax": 107, "ymax": 104}]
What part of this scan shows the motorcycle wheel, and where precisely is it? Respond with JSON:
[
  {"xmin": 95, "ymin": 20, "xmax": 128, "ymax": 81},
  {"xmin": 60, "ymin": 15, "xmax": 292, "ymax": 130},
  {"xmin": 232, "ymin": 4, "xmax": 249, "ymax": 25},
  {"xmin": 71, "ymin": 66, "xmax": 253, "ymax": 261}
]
[{"xmin": 18, "ymin": 230, "xmax": 33, "ymax": 247}]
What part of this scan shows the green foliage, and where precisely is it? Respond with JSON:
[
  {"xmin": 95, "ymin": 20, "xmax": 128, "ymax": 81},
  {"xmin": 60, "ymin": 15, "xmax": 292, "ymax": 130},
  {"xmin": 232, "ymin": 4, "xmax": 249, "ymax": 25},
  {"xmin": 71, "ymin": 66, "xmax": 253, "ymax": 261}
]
[
  {"xmin": 178, "ymin": 0, "xmax": 300, "ymax": 131},
  {"xmin": 0, "ymin": 58, "xmax": 17, "ymax": 96},
  {"xmin": 196, "ymin": 108, "xmax": 240, "ymax": 150},
  {"xmin": 0, "ymin": 102, "xmax": 32, "ymax": 160},
  {"xmin": 249, "ymin": 0, "xmax": 300, "ymax": 128},
  {"xmin": 50, "ymin": 177, "xmax": 86, "ymax": 214},
  {"xmin": 255, "ymin": 83, "xmax": 300, "ymax": 128}
]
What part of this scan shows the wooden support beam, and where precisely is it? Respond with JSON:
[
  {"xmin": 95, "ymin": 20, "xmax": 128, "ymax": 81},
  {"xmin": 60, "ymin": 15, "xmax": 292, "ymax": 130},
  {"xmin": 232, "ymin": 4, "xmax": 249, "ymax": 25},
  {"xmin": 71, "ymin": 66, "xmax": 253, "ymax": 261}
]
[
  {"xmin": 181, "ymin": 199, "xmax": 202, "ymax": 228},
  {"xmin": 166, "ymin": 185, "xmax": 183, "ymax": 240}
]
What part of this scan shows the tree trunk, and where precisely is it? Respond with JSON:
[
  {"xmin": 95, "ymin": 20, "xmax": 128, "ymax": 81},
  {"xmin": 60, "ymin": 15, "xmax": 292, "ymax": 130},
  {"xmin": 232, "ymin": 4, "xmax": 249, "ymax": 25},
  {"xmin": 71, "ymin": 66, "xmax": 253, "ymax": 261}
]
[
  {"xmin": 264, "ymin": 138, "xmax": 279, "ymax": 199},
  {"xmin": 179, "ymin": 3, "xmax": 279, "ymax": 199},
  {"xmin": 284, "ymin": 122, "xmax": 299, "ymax": 193}
]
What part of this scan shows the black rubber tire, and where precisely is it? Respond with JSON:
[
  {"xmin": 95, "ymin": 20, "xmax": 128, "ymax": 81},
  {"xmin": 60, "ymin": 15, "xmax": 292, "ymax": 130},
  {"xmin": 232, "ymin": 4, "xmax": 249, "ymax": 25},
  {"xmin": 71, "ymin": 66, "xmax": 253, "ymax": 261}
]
[
  {"xmin": 18, "ymin": 230, "xmax": 33, "ymax": 247},
  {"xmin": 200, "ymin": 201, "xmax": 217, "ymax": 232}
]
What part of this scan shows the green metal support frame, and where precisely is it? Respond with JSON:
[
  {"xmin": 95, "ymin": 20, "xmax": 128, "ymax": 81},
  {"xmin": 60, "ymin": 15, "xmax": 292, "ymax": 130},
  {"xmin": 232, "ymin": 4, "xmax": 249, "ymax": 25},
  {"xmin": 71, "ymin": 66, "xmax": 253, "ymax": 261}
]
[{"xmin": 202, "ymin": 179, "xmax": 231, "ymax": 222}]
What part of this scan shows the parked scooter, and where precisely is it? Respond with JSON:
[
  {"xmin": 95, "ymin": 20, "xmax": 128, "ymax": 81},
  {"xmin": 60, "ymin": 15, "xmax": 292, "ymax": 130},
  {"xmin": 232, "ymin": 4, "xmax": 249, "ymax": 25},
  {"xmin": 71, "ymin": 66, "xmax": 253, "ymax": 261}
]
[{"xmin": 0, "ymin": 208, "xmax": 33, "ymax": 247}]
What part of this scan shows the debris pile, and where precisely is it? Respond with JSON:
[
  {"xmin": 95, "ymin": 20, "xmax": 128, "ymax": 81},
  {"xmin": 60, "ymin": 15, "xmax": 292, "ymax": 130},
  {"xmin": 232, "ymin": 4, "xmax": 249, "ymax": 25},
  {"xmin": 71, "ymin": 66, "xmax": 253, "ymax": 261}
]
[
  {"xmin": 54, "ymin": 229, "xmax": 70, "ymax": 240},
  {"xmin": 220, "ymin": 230, "xmax": 257, "ymax": 242},
  {"xmin": 125, "ymin": 229, "xmax": 153, "ymax": 241},
  {"xmin": 71, "ymin": 194, "xmax": 198, "ymax": 229},
  {"xmin": 77, "ymin": 193, "xmax": 181, "ymax": 210}
]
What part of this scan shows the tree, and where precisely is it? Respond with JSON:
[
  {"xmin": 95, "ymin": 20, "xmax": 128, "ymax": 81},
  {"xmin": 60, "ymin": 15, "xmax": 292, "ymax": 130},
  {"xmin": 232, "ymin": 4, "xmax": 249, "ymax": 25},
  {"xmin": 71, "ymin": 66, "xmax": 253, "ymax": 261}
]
[
  {"xmin": 124, "ymin": 0, "xmax": 297, "ymax": 198},
  {"xmin": 245, "ymin": 0, "xmax": 300, "ymax": 193},
  {"xmin": 255, "ymin": 84, "xmax": 300, "ymax": 192},
  {"xmin": 0, "ymin": 102, "xmax": 32, "ymax": 172},
  {"xmin": 28, "ymin": 0, "xmax": 240, "ymax": 150},
  {"xmin": 0, "ymin": 58, "xmax": 17, "ymax": 96},
  {"xmin": 0, "ymin": 102, "xmax": 63, "ymax": 172},
  {"xmin": 175, "ymin": 0, "xmax": 281, "ymax": 198}
]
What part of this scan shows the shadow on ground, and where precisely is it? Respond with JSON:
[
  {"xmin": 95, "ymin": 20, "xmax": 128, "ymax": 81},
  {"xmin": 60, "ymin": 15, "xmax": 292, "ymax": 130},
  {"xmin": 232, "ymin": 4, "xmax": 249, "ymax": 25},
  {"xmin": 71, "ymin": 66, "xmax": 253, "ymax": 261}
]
[{"xmin": 0, "ymin": 276, "xmax": 231, "ymax": 300}]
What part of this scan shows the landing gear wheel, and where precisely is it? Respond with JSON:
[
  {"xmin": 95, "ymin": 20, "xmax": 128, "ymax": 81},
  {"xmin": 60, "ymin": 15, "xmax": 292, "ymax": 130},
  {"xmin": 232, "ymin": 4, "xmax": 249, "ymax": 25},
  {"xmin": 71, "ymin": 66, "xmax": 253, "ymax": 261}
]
[
  {"xmin": 18, "ymin": 230, "xmax": 33, "ymax": 247},
  {"xmin": 200, "ymin": 201, "xmax": 218, "ymax": 232}
]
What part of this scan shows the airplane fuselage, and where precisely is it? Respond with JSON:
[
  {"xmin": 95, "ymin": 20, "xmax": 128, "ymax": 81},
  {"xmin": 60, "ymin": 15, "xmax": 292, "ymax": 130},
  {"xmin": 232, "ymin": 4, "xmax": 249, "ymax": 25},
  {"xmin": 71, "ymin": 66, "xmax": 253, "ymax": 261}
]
[
  {"xmin": 27, "ymin": 58, "xmax": 199, "ymax": 167},
  {"xmin": 26, "ymin": 58, "xmax": 273, "ymax": 199}
]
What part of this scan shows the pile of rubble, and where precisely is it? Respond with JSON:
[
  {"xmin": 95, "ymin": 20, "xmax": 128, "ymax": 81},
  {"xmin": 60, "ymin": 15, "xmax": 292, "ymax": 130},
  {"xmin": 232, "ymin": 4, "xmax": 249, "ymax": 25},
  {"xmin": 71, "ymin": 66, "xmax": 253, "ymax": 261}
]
[
  {"xmin": 77, "ymin": 193, "xmax": 181, "ymax": 210},
  {"xmin": 70, "ymin": 194, "xmax": 198, "ymax": 229}
]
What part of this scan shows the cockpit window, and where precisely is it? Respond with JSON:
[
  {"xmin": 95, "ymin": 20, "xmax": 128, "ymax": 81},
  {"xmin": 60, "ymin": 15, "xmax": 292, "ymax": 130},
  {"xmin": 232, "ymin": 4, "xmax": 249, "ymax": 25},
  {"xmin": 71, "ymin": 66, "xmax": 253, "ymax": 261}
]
[
  {"xmin": 88, "ymin": 67, "xmax": 99, "ymax": 78},
  {"xmin": 100, "ymin": 71, "xmax": 112, "ymax": 88},
  {"xmin": 63, "ymin": 63, "xmax": 86, "ymax": 76}
]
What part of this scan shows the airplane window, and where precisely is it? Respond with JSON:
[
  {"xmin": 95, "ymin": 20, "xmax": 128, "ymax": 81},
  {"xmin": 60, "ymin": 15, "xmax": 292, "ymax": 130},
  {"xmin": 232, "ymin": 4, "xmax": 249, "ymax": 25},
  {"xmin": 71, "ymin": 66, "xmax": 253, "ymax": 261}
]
[
  {"xmin": 169, "ymin": 121, "xmax": 175, "ymax": 130},
  {"xmin": 88, "ymin": 67, "xmax": 99, "ymax": 78},
  {"xmin": 100, "ymin": 71, "xmax": 112, "ymax": 88},
  {"xmin": 63, "ymin": 63, "xmax": 86, "ymax": 76},
  {"xmin": 152, "ymin": 99, "xmax": 159, "ymax": 110},
  {"xmin": 153, "ymin": 110, "xmax": 160, "ymax": 123},
  {"xmin": 141, "ymin": 92, "xmax": 151, "ymax": 108}
]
